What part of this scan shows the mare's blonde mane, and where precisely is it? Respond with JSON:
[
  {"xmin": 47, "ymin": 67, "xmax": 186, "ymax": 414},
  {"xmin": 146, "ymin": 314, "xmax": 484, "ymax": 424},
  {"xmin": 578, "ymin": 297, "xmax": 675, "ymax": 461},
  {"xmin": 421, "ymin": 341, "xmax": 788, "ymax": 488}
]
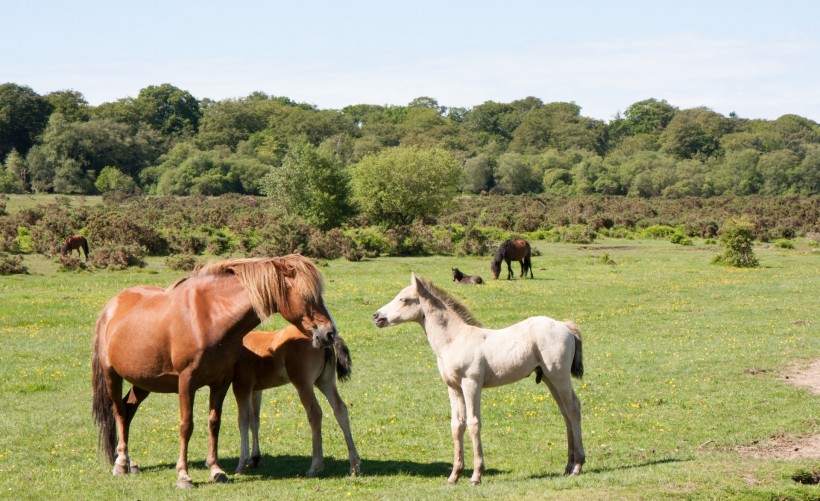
[{"xmin": 188, "ymin": 255, "xmax": 324, "ymax": 319}]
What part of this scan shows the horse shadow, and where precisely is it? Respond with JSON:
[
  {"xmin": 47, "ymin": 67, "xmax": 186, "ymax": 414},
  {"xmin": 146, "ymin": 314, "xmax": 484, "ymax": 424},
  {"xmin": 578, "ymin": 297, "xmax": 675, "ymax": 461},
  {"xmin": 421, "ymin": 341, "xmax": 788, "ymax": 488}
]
[
  {"xmin": 136, "ymin": 454, "xmax": 502, "ymax": 481},
  {"xmin": 528, "ymin": 457, "xmax": 689, "ymax": 479}
]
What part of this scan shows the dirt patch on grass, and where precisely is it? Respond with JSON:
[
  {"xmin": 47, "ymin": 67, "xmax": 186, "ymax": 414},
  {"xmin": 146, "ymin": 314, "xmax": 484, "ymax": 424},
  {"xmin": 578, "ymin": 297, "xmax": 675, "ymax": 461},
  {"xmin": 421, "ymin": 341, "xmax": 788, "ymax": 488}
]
[
  {"xmin": 735, "ymin": 360, "xmax": 820, "ymax": 460},
  {"xmin": 736, "ymin": 434, "xmax": 820, "ymax": 460},
  {"xmin": 784, "ymin": 358, "xmax": 820, "ymax": 395}
]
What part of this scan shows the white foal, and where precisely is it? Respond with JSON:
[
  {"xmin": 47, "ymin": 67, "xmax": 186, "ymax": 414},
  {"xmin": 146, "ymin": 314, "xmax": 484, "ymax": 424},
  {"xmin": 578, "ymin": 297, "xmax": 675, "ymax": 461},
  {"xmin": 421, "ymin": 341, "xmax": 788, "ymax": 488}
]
[{"xmin": 373, "ymin": 273, "xmax": 584, "ymax": 485}]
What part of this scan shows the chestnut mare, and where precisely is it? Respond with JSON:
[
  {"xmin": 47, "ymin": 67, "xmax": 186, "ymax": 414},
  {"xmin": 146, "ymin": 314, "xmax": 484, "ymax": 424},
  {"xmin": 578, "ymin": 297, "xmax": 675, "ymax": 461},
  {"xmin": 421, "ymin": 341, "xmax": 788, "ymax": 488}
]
[
  {"xmin": 92, "ymin": 255, "xmax": 337, "ymax": 488},
  {"xmin": 490, "ymin": 239, "xmax": 533, "ymax": 280},
  {"xmin": 233, "ymin": 325, "xmax": 360, "ymax": 477},
  {"xmin": 373, "ymin": 274, "xmax": 584, "ymax": 484},
  {"xmin": 451, "ymin": 268, "xmax": 484, "ymax": 284},
  {"xmin": 62, "ymin": 234, "xmax": 89, "ymax": 261}
]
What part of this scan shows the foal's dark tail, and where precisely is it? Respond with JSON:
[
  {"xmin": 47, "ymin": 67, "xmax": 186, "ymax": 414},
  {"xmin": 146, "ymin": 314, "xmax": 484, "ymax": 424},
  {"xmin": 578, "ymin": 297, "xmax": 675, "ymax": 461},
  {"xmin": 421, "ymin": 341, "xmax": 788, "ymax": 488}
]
[
  {"xmin": 564, "ymin": 321, "xmax": 584, "ymax": 379},
  {"xmin": 91, "ymin": 316, "xmax": 117, "ymax": 464},
  {"xmin": 334, "ymin": 335, "xmax": 352, "ymax": 382}
]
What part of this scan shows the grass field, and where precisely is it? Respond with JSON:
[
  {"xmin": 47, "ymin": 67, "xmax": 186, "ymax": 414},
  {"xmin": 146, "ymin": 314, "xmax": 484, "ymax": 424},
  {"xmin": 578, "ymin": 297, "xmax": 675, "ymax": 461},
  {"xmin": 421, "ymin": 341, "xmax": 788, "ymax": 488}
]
[{"xmin": 1, "ymin": 239, "xmax": 818, "ymax": 499}]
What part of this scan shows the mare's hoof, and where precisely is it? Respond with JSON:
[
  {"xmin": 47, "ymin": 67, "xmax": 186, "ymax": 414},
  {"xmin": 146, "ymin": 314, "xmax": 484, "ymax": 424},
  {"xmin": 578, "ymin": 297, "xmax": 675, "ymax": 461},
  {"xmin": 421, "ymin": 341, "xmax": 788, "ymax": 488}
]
[
  {"xmin": 175, "ymin": 478, "xmax": 195, "ymax": 489},
  {"xmin": 211, "ymin": 471, "xmax": 230, "ymax": 483}
]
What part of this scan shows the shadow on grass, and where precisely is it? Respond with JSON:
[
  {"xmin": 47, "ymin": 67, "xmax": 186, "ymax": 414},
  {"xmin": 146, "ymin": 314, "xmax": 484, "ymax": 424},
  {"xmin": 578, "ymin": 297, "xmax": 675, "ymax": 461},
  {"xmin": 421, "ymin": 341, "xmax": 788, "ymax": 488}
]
[
  {"xmin": 135, "ymin": 454, "xmax": 503, "ymax": 481},
  {"xmin": 529, "ymin": 457, "xmax": 690, "ymax": 479}
]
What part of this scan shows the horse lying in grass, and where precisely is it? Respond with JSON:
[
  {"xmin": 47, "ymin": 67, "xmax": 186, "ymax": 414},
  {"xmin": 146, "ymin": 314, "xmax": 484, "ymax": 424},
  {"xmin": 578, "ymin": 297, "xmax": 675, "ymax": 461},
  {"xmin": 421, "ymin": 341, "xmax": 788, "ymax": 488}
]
[
  {"xmin": 451, "ymin": 268, "xmax": 484, "ymax": 284},
  {"xmin": 373, "ymin": 273, "xmax": 584, "ymax": 485},
  {"xmin": 232, "ymin": 325, "xmax": 361, "ymax": 477}
]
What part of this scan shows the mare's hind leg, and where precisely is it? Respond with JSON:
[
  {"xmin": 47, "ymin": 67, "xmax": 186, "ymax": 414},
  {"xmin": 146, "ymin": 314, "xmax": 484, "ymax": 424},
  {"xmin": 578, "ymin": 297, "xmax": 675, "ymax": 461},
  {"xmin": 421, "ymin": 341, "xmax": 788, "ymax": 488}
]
[
  {"xmin": 294, "ymin": 382, "xmax": 324, "ymax": 476},
  {"xmin": 543, "ymin": 376, "xmax": 585, "ymax": 475},
  {"xmin": 206, "ymin": 380, "xmax": 231, "ymax": 483},
  {"xmin": 316, "ymin": 376, "xmax": 361, "ymax": 476},
  {"xmin": 122, "ymin": 386, "xmax": 150, "ymax": 474},
  {"xmin": 104, "ymin": 373, "xmax": 130, "ymax": 477}
]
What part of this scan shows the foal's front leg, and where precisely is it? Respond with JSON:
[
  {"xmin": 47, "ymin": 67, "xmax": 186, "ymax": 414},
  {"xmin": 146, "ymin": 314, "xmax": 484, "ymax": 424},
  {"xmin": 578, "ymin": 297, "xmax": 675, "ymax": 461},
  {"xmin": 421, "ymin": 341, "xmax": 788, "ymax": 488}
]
[
  {"xmin": 461, "ymin": 379, "xmax": 484, "ymax": 485},
  {"xmin": 446, "ymin": 386, "xmax": 466, "ymax": 485}
]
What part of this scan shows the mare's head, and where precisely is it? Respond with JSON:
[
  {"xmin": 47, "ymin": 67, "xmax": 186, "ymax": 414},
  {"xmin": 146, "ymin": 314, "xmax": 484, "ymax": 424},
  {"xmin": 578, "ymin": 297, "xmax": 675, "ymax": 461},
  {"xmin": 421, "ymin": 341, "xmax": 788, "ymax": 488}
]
[{"xmin": 197, "ymin": 255, "xmax": 337, "ymax": 348}]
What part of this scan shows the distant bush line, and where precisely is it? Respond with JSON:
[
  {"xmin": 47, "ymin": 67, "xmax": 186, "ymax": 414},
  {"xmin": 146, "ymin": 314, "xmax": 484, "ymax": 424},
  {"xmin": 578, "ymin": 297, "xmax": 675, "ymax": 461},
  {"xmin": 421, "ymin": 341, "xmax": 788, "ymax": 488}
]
[{"xmin": 0, "ymin": 194, "xmax": 816, "ymax": 270}]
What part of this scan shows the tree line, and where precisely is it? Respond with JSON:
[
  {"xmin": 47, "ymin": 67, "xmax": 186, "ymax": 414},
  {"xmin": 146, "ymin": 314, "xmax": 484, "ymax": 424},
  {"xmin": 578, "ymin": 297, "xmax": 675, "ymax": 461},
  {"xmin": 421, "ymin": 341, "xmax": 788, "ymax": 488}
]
[{"xmin": 1, "ymin": 82, "xmax": 818, "ymax": 227}]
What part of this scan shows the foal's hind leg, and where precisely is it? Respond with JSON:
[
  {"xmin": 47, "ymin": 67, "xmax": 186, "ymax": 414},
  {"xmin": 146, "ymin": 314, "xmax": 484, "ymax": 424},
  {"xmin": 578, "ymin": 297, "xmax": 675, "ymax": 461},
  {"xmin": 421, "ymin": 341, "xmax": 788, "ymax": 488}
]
[
  {"xmin": 446, "ymin": 385, "xmax": 467, "ymax": 485},
  {"xmin": 316, "ymin": 377, "xmax": 361, "ymax": 476},
  {"xmin": 543, "ymin": 377, "xmax": 585, "ymax": 475},
  {"xmin": 295, "ymin": 382, "xmax": 325, "ymax": 477}
]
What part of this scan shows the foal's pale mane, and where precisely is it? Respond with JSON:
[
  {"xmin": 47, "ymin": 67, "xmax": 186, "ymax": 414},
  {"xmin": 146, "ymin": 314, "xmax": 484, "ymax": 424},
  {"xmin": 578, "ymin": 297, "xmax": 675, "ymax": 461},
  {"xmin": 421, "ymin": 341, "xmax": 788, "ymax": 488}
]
[
  {"xmin": 190, "ymin": 255, "xmax": 324, "ymax": 319},
  {"xmin": 418, "ymin": 277, "xmax": 483, "ymax": 327}
]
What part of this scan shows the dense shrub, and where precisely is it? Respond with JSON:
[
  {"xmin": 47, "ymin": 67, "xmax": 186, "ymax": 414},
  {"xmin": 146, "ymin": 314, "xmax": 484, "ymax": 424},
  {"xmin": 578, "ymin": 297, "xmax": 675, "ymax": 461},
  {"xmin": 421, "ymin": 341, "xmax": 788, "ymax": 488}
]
[
  {"xmin": 307, "ymin": 228, "xmax": 354, "ymax": 260},
  {"xmin": 90, "ymin": 243, "xmax": 146, "ymax": 270},
  {"xmin": 0, "ymin": 252, "xmax": 28, "ymax": 275},
  {"xmin": 344, "ymin": 227, "xmax": 391, "ymax": 258},
  {"xmin": 558, "ymin": 224, "xmax": 596, "ymax": 244},
  {"xmin": 773, "ymin": 238, "xmax": 794, "ymax": 249},
  {"xmin": 59, "ymin": 254, "xmax": 88, "ymax": 272},
  {"xmin": 165, "ymin": 254, "xmax": 200, "ymax": 271},
  {"xmin": 713, "ymin": 218, "xmax": 759, "ymax": 267},
  {"xmin": 456, "ymin": 227, "xmax": 491, "ymax": 256}
]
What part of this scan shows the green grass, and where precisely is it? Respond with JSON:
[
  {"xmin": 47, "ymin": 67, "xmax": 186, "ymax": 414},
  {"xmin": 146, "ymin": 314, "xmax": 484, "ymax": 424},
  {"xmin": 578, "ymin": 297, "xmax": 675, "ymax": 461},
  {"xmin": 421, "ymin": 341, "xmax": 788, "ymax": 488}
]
[
  {"xmin": 0, "ymin": 194, "xmax": 102, "ymax": 214},
  {"xmin": 1, "ymin": 240, "xmax": 818, "ymax": 499}
]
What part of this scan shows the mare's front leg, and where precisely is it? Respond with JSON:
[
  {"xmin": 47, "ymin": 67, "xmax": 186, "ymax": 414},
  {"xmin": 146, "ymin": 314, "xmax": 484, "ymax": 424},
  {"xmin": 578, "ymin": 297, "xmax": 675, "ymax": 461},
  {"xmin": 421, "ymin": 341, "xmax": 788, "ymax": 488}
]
[
  {"xmin": 296, "ymin": 382, "xmax": 325, "ymax": 477},
  {"xmin": 206, "ymin": 380, "xmax": 231, "ymax": 483},
  {"xmin": 175, "ymin": 379, "xmax": 196, "ymax": 489},
  {"xmin": 446, "ymin": 385, "xmax": 466, "ymax": 485},
  {"xmin": 506, "ymin": 260, "xmax": 514, "ymax": 280},
  {"xmin": 462, "ymin": 379, "xmax": 484, "ymax": 485},
  {"xmin": 317, "ymin": 378, "xmax": 361, "ymax": 476}
]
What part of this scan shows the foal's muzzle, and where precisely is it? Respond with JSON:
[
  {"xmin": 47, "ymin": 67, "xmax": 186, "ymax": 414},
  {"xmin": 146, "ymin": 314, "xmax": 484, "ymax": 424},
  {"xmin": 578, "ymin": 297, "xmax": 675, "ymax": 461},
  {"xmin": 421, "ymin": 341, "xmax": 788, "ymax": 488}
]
[
  {"xmin": 312, "ymin": 326, "xmax": 336, "ymax": 349},
  {"xmin": 372, "ymin": 311, "xmax": 388, "ymax": 328}
]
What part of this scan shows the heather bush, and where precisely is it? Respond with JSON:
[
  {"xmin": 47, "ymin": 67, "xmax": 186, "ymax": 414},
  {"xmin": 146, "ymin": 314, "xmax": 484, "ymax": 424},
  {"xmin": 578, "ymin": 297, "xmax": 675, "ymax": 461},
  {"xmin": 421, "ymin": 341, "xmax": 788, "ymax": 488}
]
[
  {"xmin": 558, "ymin": 224, "xmax": 596, "ymax": 244},
  {"xmin": 89, "ymin": 242, "xmax": 146, "ymax": 270},
  {"xmin": 307, "ymin": 228, "xmax": 354, "ymax": 260},
  {"xmin": 164, "ymin": 254, "xmax": 200, "ymax": 271},
  {"xmin": 0, "ymin": 252, "xmax": 28, "ymax": 275},
  {"xmin": 456, "ymin": 227, "xmax": 491, "ymax": 256},
  {"xmin": 58, "ymin": 254, "xmax": 88, "ymax": 272}
]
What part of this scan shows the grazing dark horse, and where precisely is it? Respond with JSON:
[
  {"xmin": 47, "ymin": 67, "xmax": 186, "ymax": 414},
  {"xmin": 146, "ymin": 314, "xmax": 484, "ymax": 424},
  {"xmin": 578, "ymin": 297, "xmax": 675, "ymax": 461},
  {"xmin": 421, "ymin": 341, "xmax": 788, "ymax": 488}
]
[
  {"xmin": 451, "ymin": 268, "xmax": 484, "ymax": 284},
  {"xmin": 91, "ymin": 255, "xmax": 337, "ymax": 488},
  {"xmin": 62, "ymin": 234, "xmax": 89, "ymax": 261},
  {"xmin": 491, "ymin": 239, "xmax": 534, "ymax": 280},
  {"xmin": 233, "ymin": 325, "xmax": 360, "ymax": 477}
]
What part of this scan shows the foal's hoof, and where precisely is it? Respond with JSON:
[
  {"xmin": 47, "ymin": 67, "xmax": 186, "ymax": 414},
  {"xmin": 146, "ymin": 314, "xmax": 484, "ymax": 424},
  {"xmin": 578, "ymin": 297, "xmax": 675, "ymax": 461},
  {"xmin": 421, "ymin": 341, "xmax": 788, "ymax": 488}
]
[
  {"xmin": 211, "ymin": 471, "xmax": 230, "ymax": 483},
  {"xmin": 175, "ymin": 478, "xmax": 195, "ymax": 489}
]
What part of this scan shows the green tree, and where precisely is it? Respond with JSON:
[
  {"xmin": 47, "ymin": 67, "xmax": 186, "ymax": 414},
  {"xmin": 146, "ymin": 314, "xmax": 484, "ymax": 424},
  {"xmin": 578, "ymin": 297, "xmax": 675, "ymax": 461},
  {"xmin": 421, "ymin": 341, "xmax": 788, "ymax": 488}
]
[
  {"xmin": 261, "ymin": 139, "xmax": 353, "ymax": 229},
  {"xmin": 0, "ymin": 83, "xmax": 53, "ymax": 160},
  {"xmin": 461, "ymin": 154, "xmax": 494, "ymax": 193},
  {"xmin": 132, "ymin": 84, "xmax": 202, "ymax": 137},
  {"xmin": 1, "ymin": 149, "xmax": 27, "ymax": 192},
  {"xmin": 350, "ymin": 146, "xmax": 460, "ymax": 226},
  {"xmin": 494, "ymin": 153, "xmax": 542, "ymax": 194},
  {"xmin": 95, "ymin": 166, "xmax": 139, "ymax": 194},
  {"xmin": 509, "ymin": 102, "xmax": 606, "ymax": 155},
  {"xmin": 45, "ymin": 89, "xmax": 90, "ymax": 122},
  {"xmin": 661, "ymin": 107, "xmax": 731, "ymax": 160}
]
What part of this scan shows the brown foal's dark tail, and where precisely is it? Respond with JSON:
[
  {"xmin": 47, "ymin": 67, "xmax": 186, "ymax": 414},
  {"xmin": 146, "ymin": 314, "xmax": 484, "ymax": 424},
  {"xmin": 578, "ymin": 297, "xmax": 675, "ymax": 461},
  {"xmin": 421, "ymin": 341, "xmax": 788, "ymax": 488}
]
[
  {"xmin": 334, "ymin": 335, "xmax": 352, "ymax": 382},
  {"xmin": 91, "ymin": 323, "xmax": 116, "ymax": 464},
  {"xmin": 565, "ymin": 321, "xmax": 584, "ymax": 379}
]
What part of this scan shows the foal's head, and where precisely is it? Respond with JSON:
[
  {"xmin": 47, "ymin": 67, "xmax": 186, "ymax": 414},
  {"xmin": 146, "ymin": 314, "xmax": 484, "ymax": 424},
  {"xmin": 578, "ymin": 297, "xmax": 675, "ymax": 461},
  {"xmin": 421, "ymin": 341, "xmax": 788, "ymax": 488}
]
[{"xmin": 372, "ymin": 274, "xmax": 424, "ymax": 328}]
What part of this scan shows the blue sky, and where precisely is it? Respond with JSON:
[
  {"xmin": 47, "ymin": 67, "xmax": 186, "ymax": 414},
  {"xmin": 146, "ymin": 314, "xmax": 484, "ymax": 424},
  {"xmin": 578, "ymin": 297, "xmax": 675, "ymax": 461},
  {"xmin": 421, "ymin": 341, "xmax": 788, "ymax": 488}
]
[{"xmin": 3, "ymin": 0, "xmax": 819, "ymax": 122}]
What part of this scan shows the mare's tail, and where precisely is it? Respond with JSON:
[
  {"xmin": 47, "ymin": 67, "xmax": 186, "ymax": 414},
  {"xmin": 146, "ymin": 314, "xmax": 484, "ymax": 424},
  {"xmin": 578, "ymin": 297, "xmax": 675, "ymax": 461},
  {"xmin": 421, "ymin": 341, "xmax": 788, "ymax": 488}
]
[
  {"xmin": 564, "ymin": 321, "xmax": 584, "ymax": 379},
  {"xmin": 91, "ymin": 315, "xmax": 117, "ymax": 464},
  {"xmin": 334, "ymin": 335, "xmax": 352, "ymax": 382},
  {"xmin": 82, "ymin": 239, "xmax": 90, "ymax": 259}
]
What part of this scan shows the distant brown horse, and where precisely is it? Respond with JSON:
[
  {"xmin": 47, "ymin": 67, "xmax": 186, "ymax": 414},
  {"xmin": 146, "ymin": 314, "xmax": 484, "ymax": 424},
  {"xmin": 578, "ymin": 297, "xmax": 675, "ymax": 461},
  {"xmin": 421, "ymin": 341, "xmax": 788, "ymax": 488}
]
[
  {"xmin": 452, "ymin": 268, "xmax": 484, "ymax": 284},
  {"xmin": 233, "ymin": 325, "xmax": 360, "ymax": 477},
  {"xmin": 62, "ymin": 235, "xmax": 89, "ymax": 261},
  {"xmin": 491, "ymin": 239, "xmax": 533, "ymax": 280},
  {"xmin": 92, "ymin": 255, "xmax": 337, "ymax": 488}
]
